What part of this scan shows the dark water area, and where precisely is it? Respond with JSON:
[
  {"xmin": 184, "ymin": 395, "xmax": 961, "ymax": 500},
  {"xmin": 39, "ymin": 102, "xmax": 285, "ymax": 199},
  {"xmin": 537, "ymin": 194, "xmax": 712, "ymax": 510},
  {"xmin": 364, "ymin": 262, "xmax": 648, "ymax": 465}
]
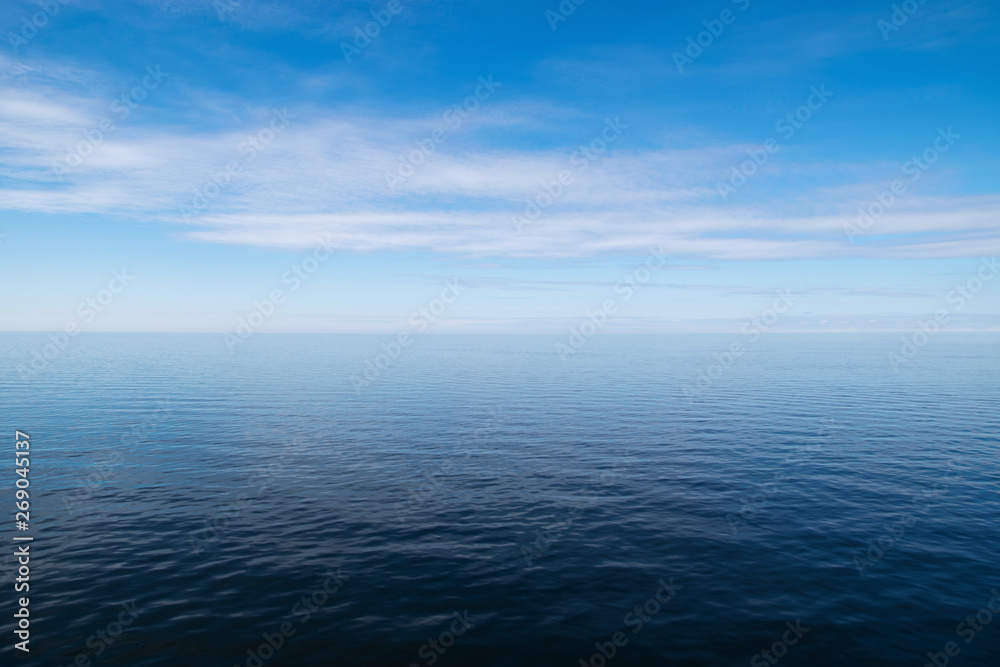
[{"xmin": 1, "ymin": 333, "xmax": 998, "ymax": 666}]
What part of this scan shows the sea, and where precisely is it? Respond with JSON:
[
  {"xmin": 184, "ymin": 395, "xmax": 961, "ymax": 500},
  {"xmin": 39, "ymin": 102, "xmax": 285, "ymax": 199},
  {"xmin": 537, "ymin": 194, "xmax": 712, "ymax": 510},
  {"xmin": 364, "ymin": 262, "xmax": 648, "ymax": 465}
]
[{"xmin": 0, "ymin": 333, "xmax": 997, "ymax": 666}]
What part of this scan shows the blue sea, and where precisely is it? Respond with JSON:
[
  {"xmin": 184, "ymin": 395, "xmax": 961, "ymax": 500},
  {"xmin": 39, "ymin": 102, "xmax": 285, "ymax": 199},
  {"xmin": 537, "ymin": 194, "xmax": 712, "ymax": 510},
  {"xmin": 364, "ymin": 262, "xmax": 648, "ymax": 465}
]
[{"xmin": 1, "ymin": 333, "xmax": 998, "ymax": 666}]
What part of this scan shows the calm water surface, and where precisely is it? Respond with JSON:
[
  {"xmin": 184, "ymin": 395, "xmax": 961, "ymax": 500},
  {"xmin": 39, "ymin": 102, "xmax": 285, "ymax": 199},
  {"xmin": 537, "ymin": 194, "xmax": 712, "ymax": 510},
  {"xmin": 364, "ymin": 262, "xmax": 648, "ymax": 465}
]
[{"xmin": 1, "ymin": 333, "xmax": 997, "ymax": 666}]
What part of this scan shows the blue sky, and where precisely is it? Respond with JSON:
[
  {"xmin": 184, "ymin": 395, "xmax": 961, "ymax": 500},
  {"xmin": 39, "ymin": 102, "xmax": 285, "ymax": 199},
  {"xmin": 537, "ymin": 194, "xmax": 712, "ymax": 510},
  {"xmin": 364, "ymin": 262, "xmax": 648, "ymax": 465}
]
[{"xmin": 1, "ymin": 0, "xmax": 998, "ymax": 333}]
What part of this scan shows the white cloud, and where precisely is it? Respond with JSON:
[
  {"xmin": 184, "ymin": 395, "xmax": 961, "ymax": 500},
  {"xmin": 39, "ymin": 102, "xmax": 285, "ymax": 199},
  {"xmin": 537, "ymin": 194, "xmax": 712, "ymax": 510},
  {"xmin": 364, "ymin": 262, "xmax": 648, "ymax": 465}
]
[{"xmin": 1, "ymin": 64, "xmax": 998, "ymax": 261}]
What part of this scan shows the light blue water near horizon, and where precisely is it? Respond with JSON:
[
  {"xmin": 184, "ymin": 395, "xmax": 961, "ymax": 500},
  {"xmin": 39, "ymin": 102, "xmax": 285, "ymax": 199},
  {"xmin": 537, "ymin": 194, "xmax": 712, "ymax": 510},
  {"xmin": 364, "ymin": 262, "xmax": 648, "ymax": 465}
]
[{"xmin": 1, "ymin": 333, "xmax": 998, "ymax": 666}]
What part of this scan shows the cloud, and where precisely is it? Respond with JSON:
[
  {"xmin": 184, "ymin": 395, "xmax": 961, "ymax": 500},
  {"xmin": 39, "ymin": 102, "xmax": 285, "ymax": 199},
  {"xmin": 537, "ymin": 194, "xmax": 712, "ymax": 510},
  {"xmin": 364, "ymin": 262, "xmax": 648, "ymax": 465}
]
[{"xmin": 1, "ymin": 57, "xmax": 998, "ymax": 261}]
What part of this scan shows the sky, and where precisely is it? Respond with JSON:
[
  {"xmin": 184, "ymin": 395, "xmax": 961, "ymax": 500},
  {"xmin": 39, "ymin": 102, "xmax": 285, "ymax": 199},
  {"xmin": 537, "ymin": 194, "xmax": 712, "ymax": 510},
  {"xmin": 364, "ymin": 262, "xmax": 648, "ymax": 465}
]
[{"xmin": 0, "ymin": 0, "xmax": 998, "ymax": 334}]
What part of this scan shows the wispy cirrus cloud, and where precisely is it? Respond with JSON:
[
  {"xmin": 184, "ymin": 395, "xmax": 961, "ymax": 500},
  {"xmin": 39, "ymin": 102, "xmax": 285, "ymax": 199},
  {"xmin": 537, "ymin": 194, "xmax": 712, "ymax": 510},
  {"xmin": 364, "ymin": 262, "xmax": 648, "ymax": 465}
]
[{"xmin": 1, "ymin": 50, "xmax": 997, "ymax": 262}]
